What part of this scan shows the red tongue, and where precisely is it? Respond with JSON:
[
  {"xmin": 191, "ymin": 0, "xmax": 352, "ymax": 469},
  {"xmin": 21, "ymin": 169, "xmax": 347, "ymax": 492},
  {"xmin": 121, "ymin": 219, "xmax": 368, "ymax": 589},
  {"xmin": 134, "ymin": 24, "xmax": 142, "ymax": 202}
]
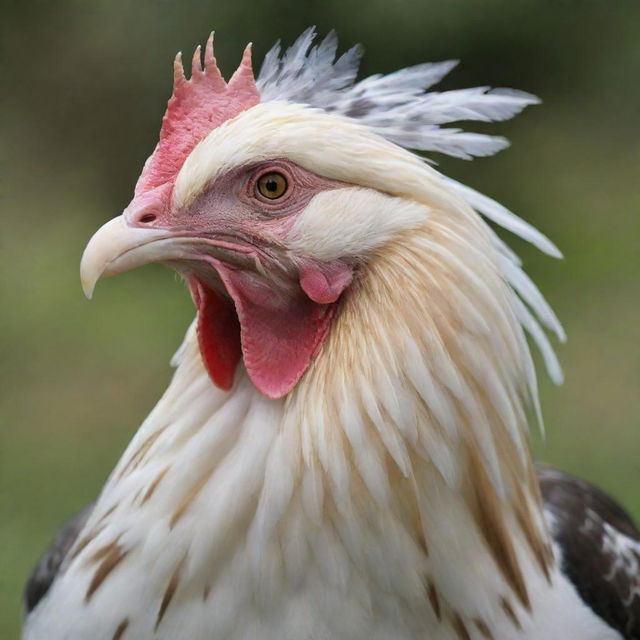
[{"xmin": 195, "ymin": 266, "xmax": 337, "ymax": 399}]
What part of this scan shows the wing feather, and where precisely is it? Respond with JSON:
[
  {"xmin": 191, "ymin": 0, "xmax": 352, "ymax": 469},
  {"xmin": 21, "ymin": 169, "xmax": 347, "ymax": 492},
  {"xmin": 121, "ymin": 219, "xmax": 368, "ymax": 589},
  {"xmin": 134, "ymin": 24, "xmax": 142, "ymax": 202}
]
[{"xmin": 540, "ymin": 466, "xmax": 640, "ymax": 639}]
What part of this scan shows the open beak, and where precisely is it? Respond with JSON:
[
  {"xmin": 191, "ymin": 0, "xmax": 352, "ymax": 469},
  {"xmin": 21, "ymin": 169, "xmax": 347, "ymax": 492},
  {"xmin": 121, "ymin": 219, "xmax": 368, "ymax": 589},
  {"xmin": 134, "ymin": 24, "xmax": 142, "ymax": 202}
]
[{"xmin": 80, "ymin": 216, "xmax": 191, "ymax": 299}]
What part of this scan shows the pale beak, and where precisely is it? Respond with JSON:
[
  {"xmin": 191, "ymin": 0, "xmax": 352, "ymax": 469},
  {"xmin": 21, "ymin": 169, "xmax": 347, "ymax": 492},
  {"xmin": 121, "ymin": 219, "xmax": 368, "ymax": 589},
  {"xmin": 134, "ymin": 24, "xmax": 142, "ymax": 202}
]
[{"xmin": 80, "ymin": 216, "xmax": 189, "ymax": 299}]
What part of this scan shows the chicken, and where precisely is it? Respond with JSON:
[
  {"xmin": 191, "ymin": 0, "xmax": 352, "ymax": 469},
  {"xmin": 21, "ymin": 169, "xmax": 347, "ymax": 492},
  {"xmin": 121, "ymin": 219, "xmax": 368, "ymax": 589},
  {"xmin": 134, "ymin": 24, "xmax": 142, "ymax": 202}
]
[{"xmin": 23, "ymin": 28, "xmax": 640, "ymax": 640}]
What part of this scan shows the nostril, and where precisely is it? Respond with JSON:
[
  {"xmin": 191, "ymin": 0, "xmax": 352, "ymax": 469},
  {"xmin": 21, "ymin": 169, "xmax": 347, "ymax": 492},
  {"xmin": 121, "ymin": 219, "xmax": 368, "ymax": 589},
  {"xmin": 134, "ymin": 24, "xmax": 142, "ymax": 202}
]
[{"xmin": 139, "ymin": 213, "xmax": 157, "ymax": 224}]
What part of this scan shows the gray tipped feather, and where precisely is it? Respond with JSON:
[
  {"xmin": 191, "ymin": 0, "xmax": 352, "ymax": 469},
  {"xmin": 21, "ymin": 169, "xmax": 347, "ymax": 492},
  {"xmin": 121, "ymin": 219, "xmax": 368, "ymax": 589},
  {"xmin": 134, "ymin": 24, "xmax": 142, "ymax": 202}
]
[{"xmin": 257, "ymin": 27, "xmax": 539, "ymax": 160}]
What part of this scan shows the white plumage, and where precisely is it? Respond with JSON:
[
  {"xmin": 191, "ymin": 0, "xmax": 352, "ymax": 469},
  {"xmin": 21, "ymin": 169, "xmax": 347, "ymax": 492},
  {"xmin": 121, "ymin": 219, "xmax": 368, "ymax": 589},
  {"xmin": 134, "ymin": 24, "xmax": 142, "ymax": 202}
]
[{"xmin": 23, "ymin": 28, "xmax": 632, "ymax": 640}]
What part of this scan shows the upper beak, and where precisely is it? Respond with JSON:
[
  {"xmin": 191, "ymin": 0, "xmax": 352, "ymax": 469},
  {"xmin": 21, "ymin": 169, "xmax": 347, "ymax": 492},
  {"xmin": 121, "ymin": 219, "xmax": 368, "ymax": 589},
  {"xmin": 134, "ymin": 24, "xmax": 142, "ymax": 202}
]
[{"xmin": 80, "ymin": 216, "xmax": 189, "ymax": 299}]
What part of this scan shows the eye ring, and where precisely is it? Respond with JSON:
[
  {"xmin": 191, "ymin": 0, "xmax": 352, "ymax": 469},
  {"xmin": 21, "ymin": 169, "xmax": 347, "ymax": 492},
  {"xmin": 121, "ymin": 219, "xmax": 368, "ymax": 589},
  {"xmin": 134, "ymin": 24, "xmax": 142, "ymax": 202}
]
[{"xmin": 256, "ymin": 172, "xmax": 288, "ymax": 200}]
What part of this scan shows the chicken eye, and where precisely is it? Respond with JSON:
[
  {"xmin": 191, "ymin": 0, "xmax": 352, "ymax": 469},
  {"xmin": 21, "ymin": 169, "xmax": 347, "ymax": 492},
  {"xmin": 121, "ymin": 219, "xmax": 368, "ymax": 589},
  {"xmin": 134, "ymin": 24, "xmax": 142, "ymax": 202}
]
[{"xmin": 257, "ymin": 172, "xmax": 288, "ymax": 200}]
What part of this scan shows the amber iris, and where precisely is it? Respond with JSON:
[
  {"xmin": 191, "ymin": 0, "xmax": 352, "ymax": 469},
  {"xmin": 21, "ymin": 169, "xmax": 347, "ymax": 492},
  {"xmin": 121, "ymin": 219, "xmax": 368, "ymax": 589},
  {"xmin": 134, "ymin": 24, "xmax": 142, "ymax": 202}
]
[{"xmin": 257, "ymin": 172, "xmax": 288, "ymax": 199}]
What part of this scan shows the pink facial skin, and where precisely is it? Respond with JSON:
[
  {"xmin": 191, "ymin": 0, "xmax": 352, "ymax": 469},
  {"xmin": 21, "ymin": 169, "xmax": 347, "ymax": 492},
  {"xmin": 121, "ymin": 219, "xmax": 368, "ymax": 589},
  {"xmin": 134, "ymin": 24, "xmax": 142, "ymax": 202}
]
[{"xmin": 130, "ymin": 159, "xmax": 354, "ymax": 398}]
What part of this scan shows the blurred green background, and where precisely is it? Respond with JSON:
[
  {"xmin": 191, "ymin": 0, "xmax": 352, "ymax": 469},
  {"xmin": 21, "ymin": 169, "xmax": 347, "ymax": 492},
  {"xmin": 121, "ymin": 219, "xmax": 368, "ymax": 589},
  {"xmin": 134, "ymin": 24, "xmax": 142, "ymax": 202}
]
[{"xmin": 1, "ymin": 0, "xmax": 638, "ymax": 636}]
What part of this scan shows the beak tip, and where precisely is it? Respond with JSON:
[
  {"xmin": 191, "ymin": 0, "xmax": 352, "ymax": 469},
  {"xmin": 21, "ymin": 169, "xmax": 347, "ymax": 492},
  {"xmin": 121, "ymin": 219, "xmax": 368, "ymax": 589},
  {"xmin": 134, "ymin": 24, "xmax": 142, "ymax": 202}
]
[
  {"xmin": 80, "ymin": 271, "xmax": 96, "ymax": 299},
  {"xmin": 82, "ymin": 283, "xmax": 95, "ymax": 300},
  {"xmin": 80, "ymin": 255, "xmax": 99, "ymax": 299}
]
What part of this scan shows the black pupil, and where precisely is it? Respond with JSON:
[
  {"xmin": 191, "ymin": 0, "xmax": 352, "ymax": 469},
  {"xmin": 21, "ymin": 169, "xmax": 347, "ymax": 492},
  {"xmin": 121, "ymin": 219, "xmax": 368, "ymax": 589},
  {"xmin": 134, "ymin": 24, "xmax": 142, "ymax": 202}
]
[{"xmin": 266, "ymin": 178, "xmax": 279, "ymax": 192}]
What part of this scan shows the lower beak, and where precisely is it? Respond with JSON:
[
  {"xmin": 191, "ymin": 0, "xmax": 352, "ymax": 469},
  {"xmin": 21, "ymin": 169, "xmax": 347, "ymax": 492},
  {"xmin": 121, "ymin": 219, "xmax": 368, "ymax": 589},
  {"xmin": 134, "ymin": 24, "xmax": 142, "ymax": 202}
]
[{"xmin": 80, "ymin": 216, "xmax": 188, "ymax": 299}]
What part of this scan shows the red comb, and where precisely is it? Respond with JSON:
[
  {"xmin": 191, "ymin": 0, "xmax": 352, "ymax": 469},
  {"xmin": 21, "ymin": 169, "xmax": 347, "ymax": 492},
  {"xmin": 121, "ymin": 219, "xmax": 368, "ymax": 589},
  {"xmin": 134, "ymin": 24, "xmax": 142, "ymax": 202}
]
[{"xmin": 134, "ymin": 34, "xmax": 260, "ymax": 197}]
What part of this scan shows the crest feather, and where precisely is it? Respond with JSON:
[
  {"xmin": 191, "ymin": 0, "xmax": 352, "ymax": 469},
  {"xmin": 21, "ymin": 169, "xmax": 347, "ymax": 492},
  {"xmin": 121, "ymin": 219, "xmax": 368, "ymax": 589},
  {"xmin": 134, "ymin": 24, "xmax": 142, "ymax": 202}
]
[{"xmin": 257, "ymin": 27, "xmax": 539, "ymax": 161}]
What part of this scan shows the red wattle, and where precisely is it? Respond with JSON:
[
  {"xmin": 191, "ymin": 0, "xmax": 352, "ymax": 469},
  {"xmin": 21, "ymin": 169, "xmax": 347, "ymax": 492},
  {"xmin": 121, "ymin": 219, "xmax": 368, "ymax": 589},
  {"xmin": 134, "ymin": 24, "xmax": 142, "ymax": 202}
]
[
  {"xmin": 217, "ymin": 268, "xmax": 336, "ymax": 399},
  {"xmin": 192, "ymin": 258, "xmax": 351, "ymax": 398},
  {"xmin": 193, "ymin": 281, "xmax": 241, "ymax": 390}
]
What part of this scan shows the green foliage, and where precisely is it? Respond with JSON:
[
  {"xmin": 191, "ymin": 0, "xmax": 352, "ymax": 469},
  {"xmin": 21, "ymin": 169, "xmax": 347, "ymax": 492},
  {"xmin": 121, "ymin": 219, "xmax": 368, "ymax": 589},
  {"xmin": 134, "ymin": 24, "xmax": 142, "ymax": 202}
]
[{"xmin": 1, "ymin": 1, "xmax": 638, "ymax": 636}]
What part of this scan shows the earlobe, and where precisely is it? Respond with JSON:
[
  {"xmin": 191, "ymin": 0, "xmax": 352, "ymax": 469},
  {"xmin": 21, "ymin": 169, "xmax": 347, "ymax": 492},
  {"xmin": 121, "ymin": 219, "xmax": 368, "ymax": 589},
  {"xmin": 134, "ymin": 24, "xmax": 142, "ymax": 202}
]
[{"xmin": 298, "ymin": 258, "xmax": 354, "ymax": 304}]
